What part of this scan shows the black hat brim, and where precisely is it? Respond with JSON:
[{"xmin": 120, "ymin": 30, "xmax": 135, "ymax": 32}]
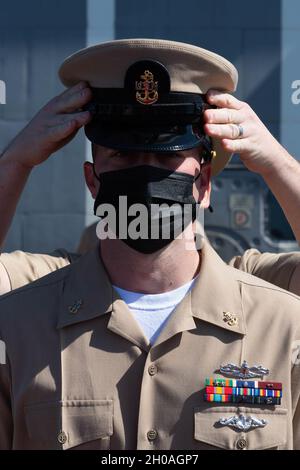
[{"xmin": 85, "ymin": 121, "xmax": 205, "ymax": 153}]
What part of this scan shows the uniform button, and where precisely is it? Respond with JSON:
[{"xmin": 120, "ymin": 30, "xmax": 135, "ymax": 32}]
[
  {"xmin": 57, "ymin": 430, "xmax": 68, "ymax": 444},
  {"xmin": 236, "ymin": 437, "xmax": 247, "ymax": 450},
  {"xmin": 148, "ymin": 364, "xmax": 158, "ymax": 376},
  {"xmin": 147, "ymin": 429, "xmax": 158, "ymax": 441}
]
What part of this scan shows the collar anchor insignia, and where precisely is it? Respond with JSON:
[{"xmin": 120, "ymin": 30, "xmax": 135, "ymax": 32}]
[
  {"xmin": 223, "ymin": 311, "xmax": 238, "ymax": 327},
  {"xmin": 219, "ymin": 360, "xmax": 270, "ymax": 379}
]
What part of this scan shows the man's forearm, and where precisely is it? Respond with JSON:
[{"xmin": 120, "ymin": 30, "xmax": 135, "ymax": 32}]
[
  {"xmin": 0, "ymin": 150, "xmax": 32, "ymax": 251},
  {"xmin": 262, "ymin": 149, "xmax": 300, "ymax": 245}
]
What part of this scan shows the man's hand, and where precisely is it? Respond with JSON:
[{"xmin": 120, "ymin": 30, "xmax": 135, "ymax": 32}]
[
  {"xmin": 203, "ymin": 89, "xmax": 289, "ymax": 177},
  {"xmin": 2, "ymin": 81, "xmax": 92, "ymax": 169},
  {"xmin": 0, "ymin": 81, "xmax": 92, "ymax": 250},
  {"xmin": 204, "ymin": 88, "xmax": 300, "ymax": 245}
]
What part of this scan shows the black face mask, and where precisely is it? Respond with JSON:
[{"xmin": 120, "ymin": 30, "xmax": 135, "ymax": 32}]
[{"xmin": 93, "ymin": 165, "xmax": 200, "ymax": 254}]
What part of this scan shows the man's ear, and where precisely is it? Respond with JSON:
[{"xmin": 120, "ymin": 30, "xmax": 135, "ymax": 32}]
[
  {"xmin": 84, "ymin": 162, "xmax": 99, "ymax": 199},
  {"xmin": 197, "ymin": 162, "xmax": 212, "ymax": 209}
]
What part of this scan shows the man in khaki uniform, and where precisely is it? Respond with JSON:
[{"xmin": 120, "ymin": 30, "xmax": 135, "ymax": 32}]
[{"xmin": 0, "ymin": 39, "xmax": 300, "ymax": 450}]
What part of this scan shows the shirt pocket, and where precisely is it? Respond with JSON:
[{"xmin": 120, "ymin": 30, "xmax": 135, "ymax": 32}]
[
  {"xmin": 194, "ymin": 406, "xmax": 288, "ymax": 450},
  {"xmin": 24, "ymin": 399, "xmax": 113, "ymax": 450}
]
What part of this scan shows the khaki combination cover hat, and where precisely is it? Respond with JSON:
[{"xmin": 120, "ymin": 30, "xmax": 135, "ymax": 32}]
[{"xmin": 59, "ymin": 39, "xmax": 238, "ymax": 176}]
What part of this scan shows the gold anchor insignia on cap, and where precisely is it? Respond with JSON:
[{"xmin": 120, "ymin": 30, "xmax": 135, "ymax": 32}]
[
  {"xmin": 68, "ymin": 299, "xmax": 83, "ymax": 314},
  {"xmin": 223, "ymin": 311, "xmax": 238, "ymax": 327},
  {"xmin": 135, "ymin": 70, "xmax": 158, "ymax": 105}
]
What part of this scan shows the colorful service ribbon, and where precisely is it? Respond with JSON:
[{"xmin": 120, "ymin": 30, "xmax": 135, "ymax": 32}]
[{"xmin": 204, "ymin": 378, "xmax": 282, "ymax": 405}]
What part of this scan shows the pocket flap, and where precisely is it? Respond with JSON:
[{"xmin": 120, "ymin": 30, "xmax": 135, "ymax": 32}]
[
  {"xmin": 25, "ymin": 399, "xmax": 113, "ymax": 449},
  {"xmin": 194, "ymin": 406, "xmax": 288, "ymax": 450}
]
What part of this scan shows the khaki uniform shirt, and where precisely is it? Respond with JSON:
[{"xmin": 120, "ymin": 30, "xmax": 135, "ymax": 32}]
[
  {"xmin": 0, "ymin": 249, "xmax": 80, "ymax": 294},
  {"xmin": 0, "ymin": 240, "xmax": 300, "ymax": 450}
]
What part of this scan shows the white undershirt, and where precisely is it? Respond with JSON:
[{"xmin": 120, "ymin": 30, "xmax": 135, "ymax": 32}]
[{"xmin": 113, "ymin": 277, "xmax": 197, "ymax": 345}]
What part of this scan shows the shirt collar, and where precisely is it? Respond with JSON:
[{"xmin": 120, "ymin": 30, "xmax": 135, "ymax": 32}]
[
  {"xmin": 57, "ymin": 244, "xmax": 114, "ymax": 329},
  {"xmin": 57, "ymin": 239, "xmax": 246, "ymax": 340},
  {"xmin": 190, "ymin": 239, "xmax": 246, "ymax": 335}
]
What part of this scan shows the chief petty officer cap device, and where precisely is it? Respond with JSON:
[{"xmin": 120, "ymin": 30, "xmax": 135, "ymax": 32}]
[{"xmin": 59, "ymin": 39, "xmax": 238, "ymax": 177}]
